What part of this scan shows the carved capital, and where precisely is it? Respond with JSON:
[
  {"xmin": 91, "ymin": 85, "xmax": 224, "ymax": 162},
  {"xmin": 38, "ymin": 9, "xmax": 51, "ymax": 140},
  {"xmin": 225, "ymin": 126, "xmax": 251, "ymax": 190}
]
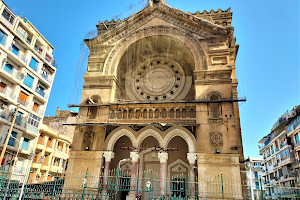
[
  {"xmin": 130, "ymin": 152, "xmax": 139, "ymax": 162},
  {"xmin": 187, "ymin": 153, "xmax": 197, "ymax": 164},
  {"xmin": 158, "ymin": 152, "xmax": 168, "ymax": 163},
  {"xmin": 103, "ymin": 151, "xmax": 115, "ymax": 162}
]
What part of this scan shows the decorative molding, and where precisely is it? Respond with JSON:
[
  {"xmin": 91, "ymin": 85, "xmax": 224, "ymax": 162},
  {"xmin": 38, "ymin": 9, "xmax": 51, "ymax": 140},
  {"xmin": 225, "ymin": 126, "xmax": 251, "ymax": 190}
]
[
  {"xmin": 187, "ymin": 153, "xmax": 197, "ymax": 164},
  {"xmin": 103, "ymin": 151, "xmax": 115, "ymax": 162},
  {"xmin": 158, "ymin": 152, "xmax": 168, "ymax": 163},
  {"xmin": 130, "ymin": 152, "xmax": 139, "ymax": 162},
  {"xmin": 210, "ymin": 132, "xmax": 223, "ymax": 145}
]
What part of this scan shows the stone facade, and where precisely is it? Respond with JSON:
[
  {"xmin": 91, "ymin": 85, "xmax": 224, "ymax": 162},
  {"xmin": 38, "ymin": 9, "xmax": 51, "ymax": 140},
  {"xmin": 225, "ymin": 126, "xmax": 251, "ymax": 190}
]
[{"xmin": 66, "ymin": 0, "xmax": 245, "ymax": 198}]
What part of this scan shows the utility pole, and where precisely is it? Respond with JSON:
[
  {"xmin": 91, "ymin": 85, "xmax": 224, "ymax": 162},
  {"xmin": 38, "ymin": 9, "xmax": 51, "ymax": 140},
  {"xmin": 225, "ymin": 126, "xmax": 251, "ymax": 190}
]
[{"xmin": 0, "ymin": 104, "xmax": 20, "ymax": 164}]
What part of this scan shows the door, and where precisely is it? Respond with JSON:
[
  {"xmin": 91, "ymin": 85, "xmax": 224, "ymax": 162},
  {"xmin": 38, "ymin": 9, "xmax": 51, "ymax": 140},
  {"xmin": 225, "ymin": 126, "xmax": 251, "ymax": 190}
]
[
  {"xmin": 32, "ymin": 102, "xmax": 39, "ymax": 112},
  {"xmin": 19, "ymin": 91, "xmax": 28, "ymax": 106},
  {"xmin": 0, "ymin": 82, "xmax": 6, "ymax": 93}
]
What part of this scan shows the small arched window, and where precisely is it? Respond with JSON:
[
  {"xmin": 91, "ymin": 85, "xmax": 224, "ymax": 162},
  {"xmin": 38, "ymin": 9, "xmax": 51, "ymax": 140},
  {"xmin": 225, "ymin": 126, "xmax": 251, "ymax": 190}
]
[
  {"xmin": 182, "ymin": 109, "xmax": 186, "ymax": 118},
  {"xmin": 176, "ymin": 109, "xmax": 180, "ymax": 118},
  {"xmin": 190, "ymin": 109, "xmax": 196, "ymax": 118},
  {"xmin": 155, "ymin": 109, "xmax": 159, "ymax": 118},
  {"xmin": 123, "ymin": 110, "xmax": 128, "ymax": 119},
  {"xmin": 143, "ymin": 109, "xmax": 147, "ymax": 118},
  {"xmin": 170, "ymin": 109, "xmax": 174, "ymax": 118},
  {"xmin": 117, "ymin": 110, "xmax": 122, "ymax": 119},
  {"xmin": 210, "ymin": 95, "xmax": 219, "ymax": 118},
  {"xmin": 135, "ymin": 110, "xmax": 140, "ymax": 119},
  {"xmin": 149, "ymin": 109, "xmax": 153, "ymax": 118},
  {"xmin": 162, "ymin": 109, "xmax": 167, "ymax": 118},
  {"xmin": 128, "ymin": 110, "xmax": 133, "ymax": 119}
]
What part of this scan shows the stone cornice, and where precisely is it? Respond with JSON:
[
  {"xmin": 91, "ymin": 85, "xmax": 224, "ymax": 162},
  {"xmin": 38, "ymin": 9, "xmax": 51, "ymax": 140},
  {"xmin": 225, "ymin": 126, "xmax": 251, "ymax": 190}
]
[{"xmin": 85, "ymin": 4, "xmax": 233, "ymax": 48}]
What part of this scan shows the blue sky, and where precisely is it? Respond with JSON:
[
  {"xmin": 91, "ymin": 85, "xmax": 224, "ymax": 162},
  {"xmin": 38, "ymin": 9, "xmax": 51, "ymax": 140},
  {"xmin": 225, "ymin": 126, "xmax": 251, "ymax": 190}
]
[{"xmin": 4, "ymin": 0, "xmax": 299, "ymax": 158}]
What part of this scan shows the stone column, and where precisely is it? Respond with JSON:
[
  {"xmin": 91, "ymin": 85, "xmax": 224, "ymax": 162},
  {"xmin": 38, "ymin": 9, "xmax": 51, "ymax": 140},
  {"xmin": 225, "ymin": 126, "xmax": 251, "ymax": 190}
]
[
  {"xmin": 158, "ymin": 152, "xmax": 168, "ymax": 196},
  {"xmin": 187, "ymin": 153, "xmax": 197, "ymax": 198},
  {"xmin": 102, "ymin": 151, "xmax": 115, "ymax": 194},
  {"xmin": 127, "ymin": 152, "xmax": 139, "ymax": 200}
]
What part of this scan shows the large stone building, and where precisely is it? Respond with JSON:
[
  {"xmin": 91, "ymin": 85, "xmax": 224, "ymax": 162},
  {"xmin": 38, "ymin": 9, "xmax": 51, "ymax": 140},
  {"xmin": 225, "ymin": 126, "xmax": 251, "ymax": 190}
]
[
  {"xmin": 0, "ymin": 1, "xmax": 57, "ymax": 174},
  {"xmin": 66, "ymin": 0, "xmax": 246, "ymax": 199}
]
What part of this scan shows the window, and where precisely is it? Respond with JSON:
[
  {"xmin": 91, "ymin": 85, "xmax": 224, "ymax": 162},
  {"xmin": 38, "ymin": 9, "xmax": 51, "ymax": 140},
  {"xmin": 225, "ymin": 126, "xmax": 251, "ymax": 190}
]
[
  {"xmin": 32, "ymin": 102, "xmax": 39, "ymax": 112},
  {"xmin": 11, "ymin": 45, "xmax": 19, "ymax": 55},
  {"xmin": 209, "ymin": 95, "xmax": 219, "ymax": 118},
  {"xmin": 27, "ymin": 113, "xmax": 40, "ymax": 128},
  {"xmin": 0, "ymin": 82, "xmax": 6, "ymax": 93},
  {"xmin": 255, "ymin": 182, "xmax": 260, "ymax": 189},
  {"xmin": 23, "ymin": 74, "xmax": 34, "ymax": 88},
  {"xmin": 36, "ymin": 84, "xmax": 45, "ymax": 97},
  {"xmin": 29, "ymin": 57, "xmax": 38, "ymax": 71},
  {"xmin": 254, "ymin": 172, "xmax": 258, "ymax": 179},
  {"xmin": 1, "ymin": 9, "xmax": 15, "ymax": 24},
  {"xmin": 15, "ymin": 112, "xmax": 23, "ymax": 126},
  {"xmin": 4, "ymin": 63, "xmax": 12, "ymax": 74},
  {"xmin": 21, "ymin": 138, "xmax": 29, "ymax": 151},
  {"xmin": 4, "ymin": 131, "xmax": 17, "ymax": 147},
  {"xmin": 295, "ymin": 133, "xmax": 299, "ymax": 144},
  {"xmin": 0, "ymin": 30, "xmax": 7, "ymax": 45},
  {"xmin": 18, "ymin": 91, "xmax": 28, "ymax": 106}
]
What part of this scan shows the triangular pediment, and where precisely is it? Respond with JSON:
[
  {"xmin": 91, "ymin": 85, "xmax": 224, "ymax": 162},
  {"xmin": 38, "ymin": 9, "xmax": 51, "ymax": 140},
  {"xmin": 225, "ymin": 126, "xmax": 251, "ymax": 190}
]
[{"xmin": 86, "ymin": 4, "xmax": 232, "ymax": 46}]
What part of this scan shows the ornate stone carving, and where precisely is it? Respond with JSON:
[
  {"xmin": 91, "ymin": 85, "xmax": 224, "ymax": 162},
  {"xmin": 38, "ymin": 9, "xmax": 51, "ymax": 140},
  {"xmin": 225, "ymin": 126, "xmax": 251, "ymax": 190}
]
[
  {"xmin": 158, "ymin": 152, "xmax": 168, "ymax": 163},
  {"xmin": 187, "ymin": 153, "xmax": 197, "ymax": 164},
  {"xmin": 103, "ymin": 151, "xmax": 115, "ymax": 162},
  {"xmin": 83, "ymin": 131, "xmax": 94, "ymax": 144},
  {"xmin": 210, "ymin": 132, "xmax": 223, "ymax": 145}
]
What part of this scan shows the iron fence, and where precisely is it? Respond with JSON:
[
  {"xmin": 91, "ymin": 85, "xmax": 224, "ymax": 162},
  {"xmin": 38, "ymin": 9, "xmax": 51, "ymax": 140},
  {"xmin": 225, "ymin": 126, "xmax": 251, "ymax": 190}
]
[{"xmin": 0, "ymin": 168, "xmax": 299, "ymax": 200}]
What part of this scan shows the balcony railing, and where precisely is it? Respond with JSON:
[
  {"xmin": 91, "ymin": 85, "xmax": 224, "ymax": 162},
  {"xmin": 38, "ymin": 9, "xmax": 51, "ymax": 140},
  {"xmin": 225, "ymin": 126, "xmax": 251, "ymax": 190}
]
[
  {"xmin": 0, "ymin": 88, "xmax": 16, "ymax": 100},
  {"xmin": 15, "ymin": 29, "xmax": 31, "ymax": 45},
  {"xmin": 8, "ymin": 46, "xmax": 28, "ymax": 64},
  {"xmin": 17, "ymin": 97, "xmax": 29, "ymax": 107},
  {"xmin": 34, "ymin": 46, "xmax": 43, "ymax": 55},
  {"xmin": 31, "ymin": 104, "xmax": 43, "ymax": 116},
  {"xmin": 24, "ymin": 123, "xmax": 39, "ymax": 135},
  {"xmin": 35, "ymin": 88, "xmax": 46, "ymax": 98},
  {"xmin": 41, "ymin": 73, "xmax": 52, "ymax": 84}
]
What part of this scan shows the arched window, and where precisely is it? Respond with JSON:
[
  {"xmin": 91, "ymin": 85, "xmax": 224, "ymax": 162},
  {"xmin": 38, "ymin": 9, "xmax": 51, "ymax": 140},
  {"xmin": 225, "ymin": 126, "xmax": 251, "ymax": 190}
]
[
  {"xmin": 162, "ymin": 109, "xmax": 167, "ymax": 118},
  {"xmin": 182, "ymin": 109, "xmax": 186, "ymax": 118},
  {"xmin": 4, "ymin": 63, "xmax": 12, "ymax": 74},
  {"xmin": 118, "ymin": 110, "xmax": 122, "ymax": 119},
  {"xmin": 210, "ymin": 95, "xmax": 219, "ymax": 118},
  {"xmin": 89, "ymin": 106, "xmax": 98, "ymax": 119},
  {"xmin": 190, "ymin": 109, "xmax": 196, "ymax": 118},
  {"xmin": 176, "ymin": 109, "xmax": 180, "ymax": 118},
  {"xmin": 123, "ymin": 110, "xmax": 128, "ymax": 119},
  {"xmin": 128, "ymin": 110, "xmax": 133, "ymax": 119},
  {"xmin": 143, "ymin": 109, "xmax": 147, "ymax": 118},
  {"xmin": 155, "ymin": 109, "xmax": 159, "ymax": 118},
  {"xmin": 170, "ymin": 109, "xmax": 174, "ymax": 118},
  {"xmin": 135, "ymin": 110, "xmax": 140, "ymax": 119},
  {"xmin": 110, "ymin": 110, "xmax": 115, "ymax": 119},
  {"xmin": 149, "ymin": 109, "xmax": 153, "ymax": 118}
]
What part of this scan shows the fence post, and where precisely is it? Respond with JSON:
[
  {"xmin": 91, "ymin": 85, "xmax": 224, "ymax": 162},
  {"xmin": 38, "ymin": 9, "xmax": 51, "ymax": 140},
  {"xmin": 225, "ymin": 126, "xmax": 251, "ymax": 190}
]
[
  {"xmin": 51, "ymin": 171, "xmax": 59, "ymax": 200},
  {"xmin": 81, "ymin": 168, "xmax": 88, "ymax": 200},
  {"xmin": 0, "ymin": 168, "xmax": 5, "ymax": 188},
  {"xmin": 185, "ymin": 174, "xmax": 187, "ymax": 199},
  {"xmin": 221, "ymin": 174, "xmax": 224, "ymax": 200},
  {"xmin": 114, "ymin": 168, "xmax": 120, "ymax": 200},
  {"xmin": 21, "ymin": 169, "xmax": 31, "ymax": 200},
  {"xmin": 150, "ymin": 170, "xmax": 153, "ymax": 200}
]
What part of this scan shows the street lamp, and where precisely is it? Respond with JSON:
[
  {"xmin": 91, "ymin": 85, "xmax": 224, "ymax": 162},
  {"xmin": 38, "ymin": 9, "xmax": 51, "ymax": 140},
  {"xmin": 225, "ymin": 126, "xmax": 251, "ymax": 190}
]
[
  {"xmin": 245, "ymin": 157, "xmax": 254, "ymax": 200},
  {"xmin": 118, "ymin": 158, "xmax": 130, "ymax": 169}
]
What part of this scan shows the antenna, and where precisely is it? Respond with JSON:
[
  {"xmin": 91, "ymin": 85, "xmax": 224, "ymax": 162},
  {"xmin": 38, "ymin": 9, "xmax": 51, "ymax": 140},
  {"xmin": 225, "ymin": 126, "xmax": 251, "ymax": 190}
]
[{"xmin": 127, "ymin": 4, "xmax": 135, "ymax": 14}]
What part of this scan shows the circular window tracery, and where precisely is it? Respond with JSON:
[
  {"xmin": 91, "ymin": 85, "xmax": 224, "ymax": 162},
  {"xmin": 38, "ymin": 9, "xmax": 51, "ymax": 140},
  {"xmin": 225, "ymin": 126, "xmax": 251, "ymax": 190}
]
[{"xmin": 131, "ymin": 57, "xmax": 186, "ymax": 101}]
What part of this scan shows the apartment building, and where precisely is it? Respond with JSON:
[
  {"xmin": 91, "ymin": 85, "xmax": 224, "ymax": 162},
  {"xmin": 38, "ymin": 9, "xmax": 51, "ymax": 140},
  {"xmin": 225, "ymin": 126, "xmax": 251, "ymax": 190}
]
[
  {"xmin": 29, "ymin": 123, "xmax": 72, "ymax": 183},
  {"xmin": 245, "ymin": 158, "xmax": 264, "ymax": 199},
  {"xmin": 258, "ymin": 105, "xmax": 300, "ymax": 199},
  {"xmin": 0, "ymin": 1, "xmax": 57, "ymax": 174}
]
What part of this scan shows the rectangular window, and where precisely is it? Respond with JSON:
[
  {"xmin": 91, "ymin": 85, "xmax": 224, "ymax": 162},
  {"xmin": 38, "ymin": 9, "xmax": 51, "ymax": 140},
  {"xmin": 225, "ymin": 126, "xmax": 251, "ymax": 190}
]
[
  {"xmin": 2, "ymin": 9, "xmax": 15, "ymax": 24},
  {"xmin": 11, "ymin": 45, "xmax": 19, "ymax": 55},
  {"xmin": 21, "ymin": 138, "xmax": 29, "ymax": 151},
  {"xmin": 32, "ymin": 102, "xmax": 39, "ymax": 112},
  {"xmin": 29, "ymin": 57, "xmax": 38, "ymax": 71},
  {"xmin": 4, "ymin": 131, "xmax": 17, "ymax": 147},
  {"xmin": 0, "ymin": 82, "xmax": 6, "ymax": 93},
  {"xmin": 0, "ymin": 30, "xmax": 7, "ymax": 46},
  {"xmin": 4, "ymin": 63, "xmax": 12, "ymax": 74},
  {"xmin": 18, "ymin": 91, "xmax": 28, "ymax": 106},
  {"xmin": 295, "ymin": 133, "xmax": 299, "ymax": 144},
  {"xmin": 254, "ymin": 172, "xmax": 258, "ymax": 179},
  {"xmin": 23, "ymin": 74, "xmax": 34, "ymax": 88}
]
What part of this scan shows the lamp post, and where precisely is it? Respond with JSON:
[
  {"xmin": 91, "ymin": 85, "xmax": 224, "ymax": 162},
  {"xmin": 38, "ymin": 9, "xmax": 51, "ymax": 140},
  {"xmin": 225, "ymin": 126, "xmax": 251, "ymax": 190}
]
[
  {"xmin": 118, "ymin": 158, "xmax": 130, "ymax": 169},
  {"xmin": 245, "ymin": 157, "xmax": 254, "ymax": 200},
  {"xmin": 82, "ymin": 177, "xmax": 87, "ymax": 200}
]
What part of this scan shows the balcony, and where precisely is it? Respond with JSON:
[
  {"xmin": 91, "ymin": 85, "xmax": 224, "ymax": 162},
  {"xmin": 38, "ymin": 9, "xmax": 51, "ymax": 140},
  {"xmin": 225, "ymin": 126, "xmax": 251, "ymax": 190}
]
[
  {"xmin": 35, "ymin": 88, "xmax": 47, "ymax": 98},
  {"xmin": 24, "ymin": 123, "xmax": 39, "ymax": 135},
  {"xmin": 8, "ymin": 46, "xmax": 28, "ymax": 64},
  {"xmin": 34, "ymin": 46, "xmax": 43, "ymax": 55},
  {"xmin": 17, "ymin": 97, "xmax": 29, "ymax": 107},
  {"xmin": 50, "ymin": 166, "xmax": 63, "ymax": 174},
  {"xmin": 41, "ymin": 72, "xmax": 52, "ymax": 84},
  {"xmin": 0, "ymin": 88, "xmax": 16, "ymax": 100},
  {"xmin": 15, "ymin": 29, "xmax": 31, "ymax": 45}
]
